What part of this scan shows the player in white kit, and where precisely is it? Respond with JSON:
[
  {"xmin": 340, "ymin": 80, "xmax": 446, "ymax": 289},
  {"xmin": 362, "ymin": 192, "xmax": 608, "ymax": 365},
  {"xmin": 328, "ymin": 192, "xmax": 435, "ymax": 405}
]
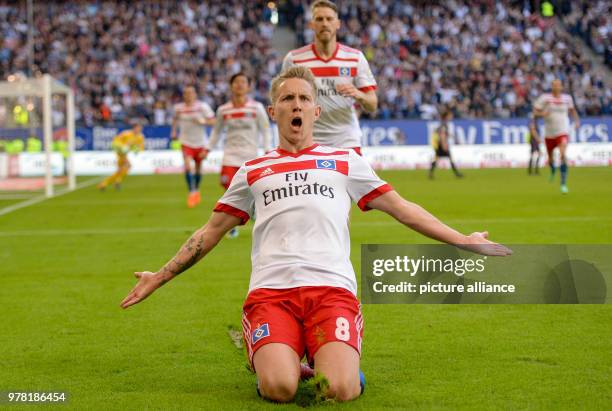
[
  {"xmin": 282, "ymin": 0, "xmax": 377, "ymax": 152},
  {"xmin": 208, "ymin": 73, "xmax": 272, "ymax": 238},
  {"xmin": 121, "ymin": 67, "xmax": 511, "ymax": 403},
  {"xmin": 171, "ymin": 86, "xmax": 216, "ymax": 207},
  {"xmin": 533, "ymin": 79, "xmax": 580, "ymax": 193}
]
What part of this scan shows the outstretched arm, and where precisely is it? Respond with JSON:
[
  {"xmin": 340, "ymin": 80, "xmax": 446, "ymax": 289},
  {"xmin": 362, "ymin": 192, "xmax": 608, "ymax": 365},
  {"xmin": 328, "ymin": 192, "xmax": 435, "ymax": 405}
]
[
  {"xmin": 367, "ymin": 191, "xmax": 512, "ymax": 256},
  {"xmin": 120, "ymin": 211, "xmax": 241, "ymax": 309}
]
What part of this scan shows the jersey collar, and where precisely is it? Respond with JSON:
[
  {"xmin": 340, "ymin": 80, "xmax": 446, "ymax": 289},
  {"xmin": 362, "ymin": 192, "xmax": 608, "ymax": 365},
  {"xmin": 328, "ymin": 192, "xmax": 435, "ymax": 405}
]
[
  {"xmin": 311, "ymin": 43, "xmax": 339, "ymax": 63},
  {"xmin": 232, "ymin": 98, "xmax": 248, "ymax": 108},
  {"xmin": 276, "ymin": 143, "xmax": 319, "ymax": 157}
]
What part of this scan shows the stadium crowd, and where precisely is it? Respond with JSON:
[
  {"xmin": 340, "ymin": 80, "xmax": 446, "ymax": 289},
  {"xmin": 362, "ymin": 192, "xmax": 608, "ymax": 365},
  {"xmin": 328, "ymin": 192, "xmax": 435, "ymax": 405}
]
[
  {"xmin": 297, "ymin": 0, "xmax": 611, "ymax": 120},
  {"xmin": 561, "ymin": 0, "xmax": 611, "ymax": 68},
  {"xmin": 0, "ymin": 1, "xmax": 280, "ymax": 126},
  {"xmin": 0, "ymin": 0, "xmax": 610, "ymax": 125}
]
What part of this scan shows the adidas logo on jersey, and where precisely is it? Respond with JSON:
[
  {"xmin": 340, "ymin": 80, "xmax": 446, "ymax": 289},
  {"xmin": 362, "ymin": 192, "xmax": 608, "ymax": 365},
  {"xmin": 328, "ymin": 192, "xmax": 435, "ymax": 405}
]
[{"xmin": 260, "ymin": 167, "xmax": 274, "ymax": 177}]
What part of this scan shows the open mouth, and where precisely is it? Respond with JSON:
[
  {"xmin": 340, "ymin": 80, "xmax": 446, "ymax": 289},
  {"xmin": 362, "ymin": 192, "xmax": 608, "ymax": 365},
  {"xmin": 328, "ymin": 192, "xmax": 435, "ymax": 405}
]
[{"xmin": 291, "ymin": 117, "xmax": 302, "ymax": 128}]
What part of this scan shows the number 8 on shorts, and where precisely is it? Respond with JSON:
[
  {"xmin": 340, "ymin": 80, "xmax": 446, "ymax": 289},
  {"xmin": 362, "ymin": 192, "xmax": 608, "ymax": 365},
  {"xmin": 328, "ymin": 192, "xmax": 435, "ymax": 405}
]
[{"xmin": 335, "ymin": 317, "xmax": 351, "ymax": 341}]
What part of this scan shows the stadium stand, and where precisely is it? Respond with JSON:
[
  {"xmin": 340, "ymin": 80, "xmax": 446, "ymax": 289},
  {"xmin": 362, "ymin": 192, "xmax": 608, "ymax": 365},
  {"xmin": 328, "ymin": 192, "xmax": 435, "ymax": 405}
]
[
  {"xmin": 1, "ymin": 1, "xmax": 610, "ymax": 125},
  {"xmin": 296, "ymin": 0, "xmax": 611, "ymax": 119},
  {"xmin": 0, "ymin": 1, "xmax": 280, "ymax": 126},
  {"xmin": 560, "ymin": 0, "xmax": 611, "ymax": 68}
]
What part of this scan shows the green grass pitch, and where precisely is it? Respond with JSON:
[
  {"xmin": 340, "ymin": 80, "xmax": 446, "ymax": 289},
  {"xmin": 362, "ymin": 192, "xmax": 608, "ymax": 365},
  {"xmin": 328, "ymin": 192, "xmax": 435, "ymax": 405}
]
[{"xmin": 1, "ymin": 167, "xmax": 611, "ymax": 410}]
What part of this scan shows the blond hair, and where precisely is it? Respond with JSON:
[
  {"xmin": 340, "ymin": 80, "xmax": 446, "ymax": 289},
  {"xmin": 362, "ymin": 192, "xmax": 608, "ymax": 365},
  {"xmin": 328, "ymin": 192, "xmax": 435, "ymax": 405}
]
[
  {"xmin": 269, "ymin": 66, "xmax": 318, "ymax": 104},
  {"xmin": 311, "ymin": 0, "xmax": 338, "ymax": 15}
]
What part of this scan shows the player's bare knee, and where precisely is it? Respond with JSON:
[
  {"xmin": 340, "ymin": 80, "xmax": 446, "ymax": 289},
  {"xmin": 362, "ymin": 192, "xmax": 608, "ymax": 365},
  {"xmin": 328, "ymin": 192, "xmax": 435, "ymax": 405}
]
[
  {"xmin": 326, "ymin": 377, "xmax": 361, "ymax": 402},
  {"xmin": 258, "ymin": 376, "xmax": 297, "ymax": 402}
]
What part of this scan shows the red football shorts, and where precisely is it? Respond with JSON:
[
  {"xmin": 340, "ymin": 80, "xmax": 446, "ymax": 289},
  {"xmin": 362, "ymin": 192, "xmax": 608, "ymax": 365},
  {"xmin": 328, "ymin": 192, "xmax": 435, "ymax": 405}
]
[
  {"xmin": 181, "ymin": 144, "xmax": 207, "ymax": 162},
  {"xmin": 220, "ymin": 166, "xmax": 240, "ymax": 189},
  {"xmin": 545, "ymin": 135, "xmax": 568, "ymax": 152},
  {"xmin": 242, "ymin": 286, "xmax": 363, "ymax": 368}
]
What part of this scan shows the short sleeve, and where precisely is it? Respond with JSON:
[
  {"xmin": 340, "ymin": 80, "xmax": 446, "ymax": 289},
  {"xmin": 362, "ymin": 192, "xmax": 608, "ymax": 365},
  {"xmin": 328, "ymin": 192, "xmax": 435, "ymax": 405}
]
[
  {"xmin": 346, "ymin": 150, "xmax": 393, "ymax": 211},
  {"xmin": 355, "ymin": 52, "xmax": 377, "ymax": 92},
  {"xmin": 281, "ymin": 52, "xmax": 294, "ymax": 71},
  {"xmin": 533, "ymin": 95, "xmax": 545, "ymax": 111},
  {"xmin": 201, "ymin": 102, "xmax": 215, "ymax": 119},
  {"xmin": 213, "ymin": 167, "xmax": 254, "ymax": 224}
]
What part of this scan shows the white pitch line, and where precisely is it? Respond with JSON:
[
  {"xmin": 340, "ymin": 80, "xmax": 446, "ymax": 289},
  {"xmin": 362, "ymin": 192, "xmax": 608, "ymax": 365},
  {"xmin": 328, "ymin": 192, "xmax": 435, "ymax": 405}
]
[
  {"xmin": 0, "ymin": 194, "xmax": 37, "ymax": 200},
  {"xmin": 0, "ymin": 216, "xmax": 609, "ymax": 237},
  {"xmin": 0, "ymin": 226, "xmax": 196, "ymax": 237},
  {"xmin": 360, "ymin": 216, "xmax": 612, "ymax": 225},
  {"xmin": 0, "ymin": 177, "xmax": 102, "ymax": 218},
  {"xmin": 451, "ymin": 216, "xmax": 612, "ymax": 224},
  {"xmin": 45, "ymin": 198, "xmax": 184, "ymax": 206}
]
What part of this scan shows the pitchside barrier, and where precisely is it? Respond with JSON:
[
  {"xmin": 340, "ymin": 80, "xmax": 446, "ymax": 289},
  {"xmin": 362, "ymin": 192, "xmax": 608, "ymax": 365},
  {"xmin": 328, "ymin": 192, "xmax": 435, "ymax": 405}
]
[{"xmin": 0, "ymin": 117, "xmax": 610, "ymax": 177}]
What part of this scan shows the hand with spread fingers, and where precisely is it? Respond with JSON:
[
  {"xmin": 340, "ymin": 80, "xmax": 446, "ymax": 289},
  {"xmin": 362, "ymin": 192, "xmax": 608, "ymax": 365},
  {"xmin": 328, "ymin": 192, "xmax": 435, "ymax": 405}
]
[
  {"xmin": 120, "ymin": 271, "xmax": 163, "ymax": 309},
  {"xmin": 458, "ymin": 231, "xmax": 513, "ymax": 256}
]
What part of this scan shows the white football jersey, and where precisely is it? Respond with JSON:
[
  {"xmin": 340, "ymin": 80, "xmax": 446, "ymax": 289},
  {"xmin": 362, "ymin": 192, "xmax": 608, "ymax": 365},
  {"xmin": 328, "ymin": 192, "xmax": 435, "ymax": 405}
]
[
  {"xmin": 208, "ymin": 100, "xmax": 272, "ymax": 167},
  {"xmin": 214, "ymin": 144, "xmax": 392, "ymax": 295},
  {"xmin": 282, "ymin": 44, "xmax": 377, "ymax": 148},
  {"xmin": 173, "ymin": 101, "xmax": 215, "ymax": 148},
  {"xmin": 533, "ymin": 93, "xmax": 575, "ymax": 138}
]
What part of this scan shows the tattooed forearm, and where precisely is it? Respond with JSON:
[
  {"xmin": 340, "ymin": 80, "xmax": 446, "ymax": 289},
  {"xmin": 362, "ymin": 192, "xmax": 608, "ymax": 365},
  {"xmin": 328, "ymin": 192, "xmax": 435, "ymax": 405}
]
[
  {"xmin": 148, "ymin": 212, "xmax": 238, "ymax": 286},
  {"xmin": 181, "ymin": 234, "xmax": 205, "ymax": 272},
  {"xmin": 159, "ymin": 230, "xmax": 209, "ymax": 279}
]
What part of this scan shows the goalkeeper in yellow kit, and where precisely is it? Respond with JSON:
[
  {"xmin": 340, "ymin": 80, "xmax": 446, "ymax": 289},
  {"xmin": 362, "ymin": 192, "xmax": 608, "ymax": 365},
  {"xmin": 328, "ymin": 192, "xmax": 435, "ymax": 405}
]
[{"xmin": 98, "ymin": 123, "xmax": 145, "ymax": 191}]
